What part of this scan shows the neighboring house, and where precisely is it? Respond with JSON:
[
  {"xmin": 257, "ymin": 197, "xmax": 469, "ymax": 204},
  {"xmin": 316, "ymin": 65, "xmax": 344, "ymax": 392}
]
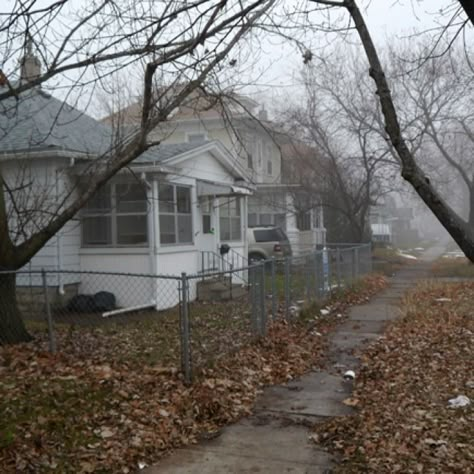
[
  {"xmin": 370, "ymin": 197, "xmax": 419, "ymax": 246},
  {"xmin": 108, "ymin": 92, "xmax": 326, "ymax": 255},
  {"xmin": 0, "ymin": 54, "xmax": 253, "ymax": 310}
]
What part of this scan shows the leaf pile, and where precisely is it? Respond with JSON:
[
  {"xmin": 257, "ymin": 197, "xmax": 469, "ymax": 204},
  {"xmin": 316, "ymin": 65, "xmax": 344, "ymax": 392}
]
[
  {"xmin": 314, "ymin": 281, "xmax": 474, "ymax": 473},
  {"xmin": 0, "ymin": 274, "xmax": 386, "ymax": 473}
]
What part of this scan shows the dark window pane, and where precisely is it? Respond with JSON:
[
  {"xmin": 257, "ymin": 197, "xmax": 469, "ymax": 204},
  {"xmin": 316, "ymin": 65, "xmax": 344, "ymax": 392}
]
[
  {"xmin": 220, "ymin": 217, "xmax": 230, "ymax": 241},
  {"xmin": 82, "ymin": 216, "xmax": 111, "ymax": 245},
  {"xmin": 116, "ymin": 183, "xmax": 147, "ymax": 213},
  {"xmin": 253, "ymin": 229, "xmax": 286, "ymax": 242},
  {"xmin": 159, "ymin": 183, "xmax": 175, "ymax": 213},
  {"xmin": 85, "ymin": 185, "xmax": 111, "ymax": 212},
  {"xmin": 160, "ymin": 215, "xmax": 176, "ymax": 244},
  {"xmin": 203, "ymin": 215, "xmax": 212, "ymax": 234},
  {"xmin": 248, "ymin": 213, "xmax": 257, "ymax": 227},
  {"xmin": 117, "ymin": 215, "xmax": 148, "ymax": 245},
  {"xmin": 260, "ymin": 213, "xmax": 272, "ymax": 226},
  {"xmin": 231, "ymin": 217, "xmax": 241, "ymax": 240},
  {"xmin": 188, "ymin": 133, "xmax": 206, "ymax": 143},
  {"xmin": 178, "ymin": 215, "xmax": 192, "ymax": 243},
  {"xmin": 177, "ymin": 187, "xmax": 191, "ymax": 214}
]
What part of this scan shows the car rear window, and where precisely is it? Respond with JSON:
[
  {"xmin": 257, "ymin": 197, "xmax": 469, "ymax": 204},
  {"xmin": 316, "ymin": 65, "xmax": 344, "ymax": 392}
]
[{"xmin": 253, "ymin": 228, "xmax": 287, "ymax": 242}]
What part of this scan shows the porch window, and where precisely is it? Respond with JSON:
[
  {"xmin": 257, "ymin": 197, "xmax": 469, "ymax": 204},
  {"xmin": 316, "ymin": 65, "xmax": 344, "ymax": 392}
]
[
  {"xmin": 82, "ymin": 182, "xmax": 148, "ymax": 247},
  {"xmin": 159, "ymin": 183, "xmax": 193, "ymax": 245},
  {"xmin": 220, "ymin": 197, "xmax": 241, "ymax": 241}
]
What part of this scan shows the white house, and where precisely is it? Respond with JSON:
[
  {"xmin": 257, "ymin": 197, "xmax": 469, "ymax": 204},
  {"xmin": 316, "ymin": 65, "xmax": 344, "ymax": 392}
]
[
  {"xmin": 110, "ymin": 92, "xmax": 326, "ymax": 255},
  {"xmin": 0, "ymin": 59, "xmax": 253, "ymax": 310}
]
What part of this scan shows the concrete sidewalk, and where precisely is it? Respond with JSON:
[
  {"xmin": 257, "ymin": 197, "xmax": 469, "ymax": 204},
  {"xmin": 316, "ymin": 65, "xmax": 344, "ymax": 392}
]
[{"xmin": 144, "ymin": 246, "xmax": 446, "ymax": 474}]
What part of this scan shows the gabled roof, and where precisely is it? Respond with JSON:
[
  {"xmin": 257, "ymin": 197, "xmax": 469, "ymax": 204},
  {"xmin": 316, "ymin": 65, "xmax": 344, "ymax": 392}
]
[
  {"xmin": 134, "ymin": 140, "xmax": 252, "ymax": 183},
  {"xmin": 134, "ymin": 142, "xmax": 204, "ymax": 164},
  {"xmin": 0, "ymin": 86, "xmax": 111, "ymax": 155}
]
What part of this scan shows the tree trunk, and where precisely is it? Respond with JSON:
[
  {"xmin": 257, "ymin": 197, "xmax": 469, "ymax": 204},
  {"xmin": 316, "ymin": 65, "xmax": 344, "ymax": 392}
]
[
  {"xmin": 457, "ymin": 0, "xmax": 474, "ymax": 27},
  {"xmin": 0, "ymin": 272, "xmax": 32, "ymax": 345},
  {"xmin": 469, "ymin": 185, "xmax": 474, "ymax": 230},
  {"xmin": 346, "ymin": 0, "xmax": 474, "ymax": 263}
]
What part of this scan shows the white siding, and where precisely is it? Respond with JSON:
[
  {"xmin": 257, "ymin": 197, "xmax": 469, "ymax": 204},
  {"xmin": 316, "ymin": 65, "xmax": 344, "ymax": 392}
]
[{"xmin": 2, "ymin": 157, "xmax": 81, "ymax": 285}]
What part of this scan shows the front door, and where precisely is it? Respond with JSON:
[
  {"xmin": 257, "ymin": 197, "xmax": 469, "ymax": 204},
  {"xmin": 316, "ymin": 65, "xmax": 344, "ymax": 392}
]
[{"xmin": 196, "ymin": 197, "xmax": 218, "ymax": 270}]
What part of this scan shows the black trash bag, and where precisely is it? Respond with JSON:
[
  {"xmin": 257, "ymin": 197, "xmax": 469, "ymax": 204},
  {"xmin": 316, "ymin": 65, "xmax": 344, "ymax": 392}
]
[
  {"xmin": 66, "ymin": 294, "xmax": 97, "ymax": 313},
  {"xmin": 93, "ymin": 291, "xmax": 116, "ymax": 312}
]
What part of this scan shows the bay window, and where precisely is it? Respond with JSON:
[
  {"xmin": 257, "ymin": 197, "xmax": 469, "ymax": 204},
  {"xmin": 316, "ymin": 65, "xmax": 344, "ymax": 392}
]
[{"xmin": 220, "ymin": 197, "xmax": 241, "ymax": 241}]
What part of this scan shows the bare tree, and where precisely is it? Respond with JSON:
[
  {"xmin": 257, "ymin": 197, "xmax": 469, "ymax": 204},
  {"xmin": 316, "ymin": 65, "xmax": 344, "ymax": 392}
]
[
  {"xmin": 283, "ymin": 57, "xmax": 397, "ymax": 243},
  {"xmin": 391, "ymin": 44, "xmax": 474, "ymax": 227},
  {"xmin": 304, "ymin": 0, "xmax": 474, "ymax": 262},
  {"xmin": 0, "ymin": 0, "xmax": 277, "ymax": 344}
]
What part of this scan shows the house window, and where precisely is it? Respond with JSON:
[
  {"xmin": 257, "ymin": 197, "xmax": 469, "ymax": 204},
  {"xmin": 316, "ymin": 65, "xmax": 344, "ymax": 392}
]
[
  {"xmin": 82, "ymin": 182, "xmax": 148, "ymax": 247},
  {"xmin": 187, "ymin": 133, "xmax": 207, "ymax": 143},
  {"xmin": 247, "ymin": 153, "xmax": 254, "ymax": 170},
  {"xmin": 296, "ymin": 211, "xmax": 311, "ymax": 231},
  {"xmin": 267, "ymin": 160, "xmax": 272, "ymax": 175},
  {"xmin": 220, "ymin": 197, "xmax": 241, "ymax": 241},
  {"xmin": 159, "ymin": 183, "xmax": 193, "ymax": 245},
  {"xmin": 201, "ymin": 197, "xmax": 213, "ymax": 234}
]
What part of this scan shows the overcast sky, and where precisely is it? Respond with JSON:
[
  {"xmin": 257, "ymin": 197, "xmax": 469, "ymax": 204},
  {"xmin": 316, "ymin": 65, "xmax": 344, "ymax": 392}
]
[{"xmin": 253, "ymin": 0, "xmax": 467, "ymax": 95}]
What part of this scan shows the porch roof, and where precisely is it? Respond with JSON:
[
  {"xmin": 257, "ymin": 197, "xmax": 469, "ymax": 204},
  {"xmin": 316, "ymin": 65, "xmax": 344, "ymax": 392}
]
[{"xmin": 197, "ymin": 180, "xmax": 252, "ymax": 197}]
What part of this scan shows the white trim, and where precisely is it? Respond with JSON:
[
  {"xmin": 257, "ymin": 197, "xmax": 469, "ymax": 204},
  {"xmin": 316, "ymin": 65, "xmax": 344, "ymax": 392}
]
[
  {"xmin": 157, "ymin": 246, "xmax": 197, "ymax": 254},
  {"xmin": 159, "ymin": 140, "xmax": 252, "ymax": 183},
  {"xmin": 79, "ymin": 248, "xmax": 150, "ymax": 255}
]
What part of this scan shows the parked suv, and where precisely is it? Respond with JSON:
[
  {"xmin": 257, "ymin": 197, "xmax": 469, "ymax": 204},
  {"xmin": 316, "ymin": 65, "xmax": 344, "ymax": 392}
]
[{"xmin": 247, "ymin": 227, "xmax": 292, "ymax": 262}]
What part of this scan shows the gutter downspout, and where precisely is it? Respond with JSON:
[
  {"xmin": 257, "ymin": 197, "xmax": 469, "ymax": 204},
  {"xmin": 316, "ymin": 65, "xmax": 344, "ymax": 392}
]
[
  {"xmin": 142, "ymin": 173, "xmax": 158, "ymax": 308},
  {"xmin": 55, "ymin": 169, "xmax": 64, "ymax": 295},
  {"xmin": 152, "ymin": 177, "xmax": 161, "ymax": 309}
]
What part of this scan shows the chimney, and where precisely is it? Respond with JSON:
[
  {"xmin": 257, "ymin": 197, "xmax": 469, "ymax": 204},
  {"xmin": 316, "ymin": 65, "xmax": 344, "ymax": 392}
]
[
  {"xmin": 20, "ymin": 37, "xmax": 41, "ymax": 84},
  {"xmin": 258, "ymin": 107, "xmax": 268, "ymax": 121}
]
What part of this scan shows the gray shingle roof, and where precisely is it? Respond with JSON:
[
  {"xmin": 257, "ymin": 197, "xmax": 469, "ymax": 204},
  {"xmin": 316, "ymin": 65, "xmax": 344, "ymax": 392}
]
[
  {"xmin": 0, "ymin": 87, "xmax": 112, "ymax": 155},
  {"xmin": 0, "ymin": 86, "xmax": 208, "ymax": 165},
  {"xmin": 135, "ymin": 141, "xmax": 208, "ymax": 164}
]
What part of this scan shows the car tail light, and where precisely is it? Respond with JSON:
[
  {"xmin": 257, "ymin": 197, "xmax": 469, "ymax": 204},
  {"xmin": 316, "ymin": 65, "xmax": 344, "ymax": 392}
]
[{"xmin": 274, "ymin": 244, "xmax": 282, "ymax": 252}]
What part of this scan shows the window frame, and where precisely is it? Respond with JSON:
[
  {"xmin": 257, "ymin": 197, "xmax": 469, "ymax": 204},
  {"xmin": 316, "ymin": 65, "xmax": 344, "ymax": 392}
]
[
  {"xmin": 158, "ymin": 183, "xmax": 193, "ymax": 246},
  {"xmin": 81, "ymin": 181, "xmax": 149, "ymax": 248},
  {"xmin": 219, "ymin": 197, "xmax": 242, "ymax": 242}
]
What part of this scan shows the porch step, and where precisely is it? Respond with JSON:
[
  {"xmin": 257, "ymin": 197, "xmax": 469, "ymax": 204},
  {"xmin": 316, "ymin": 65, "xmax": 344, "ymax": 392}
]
[{"xmin": 197, "ymin": 280, "xmax": 248, "ymax": 301}]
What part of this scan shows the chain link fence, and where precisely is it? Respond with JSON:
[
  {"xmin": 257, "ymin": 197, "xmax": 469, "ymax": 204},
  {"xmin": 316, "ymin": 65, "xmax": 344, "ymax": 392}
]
[{"xmin": 0, "ymin": 244, "xmax": 371, "ymax": 383}]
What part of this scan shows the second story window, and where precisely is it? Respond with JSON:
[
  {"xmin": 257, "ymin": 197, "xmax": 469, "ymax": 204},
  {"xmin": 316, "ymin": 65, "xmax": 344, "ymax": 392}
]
[
  {"xmin": 267, "ymin": 160, "xmax": 273, "ymax": 175},
  {"xmin": 247, "ymin": 153, "xmax": 254, "ymax": 170},
  {"xmin": 187, "ymin": 133, "xmax": 207, "ymax": 143}
]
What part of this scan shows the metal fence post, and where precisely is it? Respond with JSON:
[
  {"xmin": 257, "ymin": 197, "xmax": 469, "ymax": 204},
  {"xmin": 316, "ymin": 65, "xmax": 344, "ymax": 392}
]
[
  {"xmin": 180, "ymin": 273, "xmax": 192, "ymax": 384},
  {"xmin": 284, "ymin": 257, "xmax": 290, "ymax": 320},
  {"xmin": 351, "ymin": 248, "xmax": 356, "ymax": 283},
  {"xmin": 355, "ymin": 247, "xmax": 360, "ymax": 278},
  {"xmin": 314, "ymin": 251, "xmax": 319, "ymax": 299},
  {"xmin": 271, "ymin": 257, "xmax": 276, "ymax": 320},
  {"xmin": 368, "ymin": 243, "xmax": 373, "ymax": 273},
  {"xmin": 336, "ymin": 247, "xmax": 341, "ymax": 288},
  {"xmin": 41, "ymin": 269, "xmax": 56, "ymax": 353},
  {"xmin": 305, "ymin": 255, "xmax": 311, "ymax": 301},
  {"xmin": 250, "ymin": 266, "xmax": 258, "ymax": 334},
  {"xmin": 259, "ymin": 262, "xmax": 266, "ymax": 336}
]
